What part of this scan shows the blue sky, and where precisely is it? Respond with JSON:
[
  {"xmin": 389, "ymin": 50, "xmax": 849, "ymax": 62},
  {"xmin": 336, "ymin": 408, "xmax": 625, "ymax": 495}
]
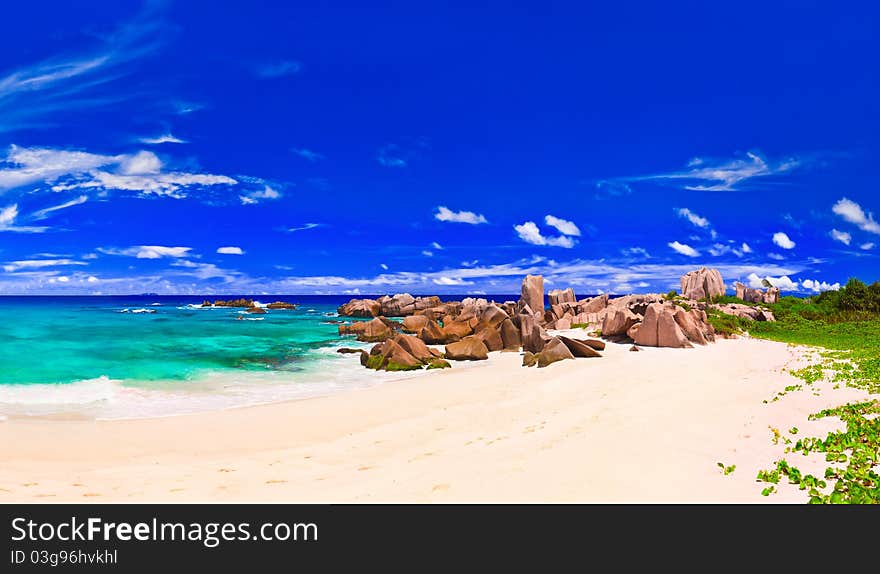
[{"xmin": 0, "ymin": 1, "xmax": 878, "ymax": 295}]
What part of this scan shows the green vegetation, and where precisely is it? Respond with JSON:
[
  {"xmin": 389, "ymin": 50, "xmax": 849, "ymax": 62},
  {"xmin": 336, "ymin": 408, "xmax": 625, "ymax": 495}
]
[
  {"xmin": 717, "ymin": 462, "xmax": 736, "ymax": 476},
  {"xmin": 663, "ymin": 290, "xmax": 692, "ymax": 311},
  {"xmin": 571, "ymin": 323, "xmax": 590, "ymax": 329},
  {"xmin": 706, "ymin": 308, "xmax": 748, "ymax": 337},
  {"xmin": 730, "ymin": 277, "xmax": 880, "ymax": 503}
]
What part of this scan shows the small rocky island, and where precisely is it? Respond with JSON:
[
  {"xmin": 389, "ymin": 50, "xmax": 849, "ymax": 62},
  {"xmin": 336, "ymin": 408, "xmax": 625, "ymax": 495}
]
[
  {"xmin": 201, "ymin": 298, "xmax": 299, "ymax": 314},
  {"xmin": 335, "ymin": 267, "xmax": 778, "ymax": 371}
]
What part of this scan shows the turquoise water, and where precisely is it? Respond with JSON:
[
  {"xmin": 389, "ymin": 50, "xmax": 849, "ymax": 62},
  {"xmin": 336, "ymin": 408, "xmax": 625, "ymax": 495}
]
[
  {"xmin": 0, "ymin": 296, "xmax": 395, "ymax": 418},
  {"xmin": 0, "ymin": 296, "xmax": 347, "ymax": 386}
]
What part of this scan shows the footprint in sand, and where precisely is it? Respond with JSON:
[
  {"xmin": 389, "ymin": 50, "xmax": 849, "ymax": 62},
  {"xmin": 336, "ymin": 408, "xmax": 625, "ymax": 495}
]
[
  {"xmin": 357, "ymin": 466, "xmax": 374, "ymax": 471},
  {"xmin": 83, "ymin": 493, "xmax": 101, "ymax": 497},
  {"xmin": 22, "ymin": 482, "xmax": 38, "ymax": 487},
  {"xmin": 432, "ymin": 484, "xmax": 450, "ymax": 493},
  {"xmin": 265, "ymin": 480, "xmax": 287, "ymax": 485},
  {"xmin": 169, "ymin": 489, "xmax": 185, "ymax": 493},
  {"xmin": 218, "ymin": 468, "xmax": 235, "ymax": 473}
]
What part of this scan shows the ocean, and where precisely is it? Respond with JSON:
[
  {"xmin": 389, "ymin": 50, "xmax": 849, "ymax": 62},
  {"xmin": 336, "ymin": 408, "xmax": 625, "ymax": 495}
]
[{"xmin": 0, "ymin": 295, "xmax": 515, "ymax": 420}]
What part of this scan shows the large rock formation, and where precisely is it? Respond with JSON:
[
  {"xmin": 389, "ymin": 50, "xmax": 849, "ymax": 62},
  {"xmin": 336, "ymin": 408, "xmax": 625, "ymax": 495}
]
[
  {"xmin": 362, "ymin": 334, "xmax": 443, "ymax": 371},
  {"xmin": 734, "ymin": 282, "xmax": 780, "ymax": 305},
  {"xmin": 337, "ymin": 298, "xmax": 382, "ymax": 317},
  {"xmin": 518, "ymin": 275, "xmax": 545, "ymax": 315},
  {"xmin": 680, "ymin": 268, "xmax": 725, "ymax": 300},
  {"xmin": 631, "ymin": 302, "xmax": 715, "ymax": 348},
  {"xmin": 445, "ymin": 336, "xmax": 489, "ymax": 361},
  {"xmin": 548, "ymin": 287, "xmax": 576, "ymax": 306},
  {"xmin": 337, "ymin": 294, "xmax": 442, "ymax": 317}
]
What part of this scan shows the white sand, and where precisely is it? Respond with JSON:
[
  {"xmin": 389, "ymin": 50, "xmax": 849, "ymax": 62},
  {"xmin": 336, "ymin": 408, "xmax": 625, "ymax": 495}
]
[{"xmin": 0, "ymin": 337, "xmax": 871, "ymax": 502}]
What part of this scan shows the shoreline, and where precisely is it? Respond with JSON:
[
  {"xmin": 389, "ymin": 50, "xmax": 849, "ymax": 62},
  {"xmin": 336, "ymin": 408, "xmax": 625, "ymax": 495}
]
[{"xmin": 1, "ymin": 337, "xmax": 871, "ymax": 503}]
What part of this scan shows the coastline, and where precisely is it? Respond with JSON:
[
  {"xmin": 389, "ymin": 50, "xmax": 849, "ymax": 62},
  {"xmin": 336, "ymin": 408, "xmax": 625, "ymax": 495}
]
[{"xmin": 1, "ymin": 337, "xmax": 869, "ymax": 503}]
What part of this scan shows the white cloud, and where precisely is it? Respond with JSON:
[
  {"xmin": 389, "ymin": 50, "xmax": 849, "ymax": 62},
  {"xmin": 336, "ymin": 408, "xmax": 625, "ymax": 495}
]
[
  {"xmin": 802, "ymin": 278, "xmax": 841, "ymax": 293},
  {"xmin": 668, "ymin": 241, "xmax": 700, "ymax": 257},
  {"xmin": 640, "ymin": 152, "xmax": 800, "ymax": 191},
  {"xmin": 432, "ymin": 276, "xmax": 474, "ymax": 286},
  {"xmin": 829, "ymin": 229, "xmax": 851, "ymax": 246},
  {"xmin": 31, "ymin": 195, "xmax": 87, "ymax": 219},
  {"xmin": 421, "ymin": 250, "xmax": 434, "ymax": 257},
  {"xmin": 217, "ymin": 246, "xmax": 244, "ymax": 255},
  {"xmin": 621, "ymin": 247, "xmax": 651, "ymax": 258},
  {"xmin": 434, "ymin": 206, "xmax": 487, "ymax": 225},
  {"xmin": 287, "ymin": 223, "xmax": 321, "ymax": 232},
  {"xmin": 0, "ymin": 145, "xmax": 118, "ymax": 190},
  {"xmin": 1, "ymin": 145, "xmax": 237, "ymax": 199},
  {"xmin": 544, "ymin": 215, "xmax": 581, "ymax": 236},
  {"xmin": 380, "ymin": 263, "xmax": 389, "ymax": 270},
  {"xmin": 139, "ymin": 134, "xmax": 186, "ymax": 145},
  {"xmin": 87, "ymin": 275, "xmax": 98, "ymax": 283},
  {"xmin": 0, "ymin": 204, "xmax": 16, "ymax": 226},
  {"xmin": 772, "ymin": 232, "xmax": 796, "ymax": 250},
  {"xmin": 768, "ymin": 253, "xmax": 785, "ymax": 260},
  {"xmin": 832, "ymin": 197, "xmax": 880, "ymax": 234},
  {"xmin": 675, "ymin": 207, "xmax": 710, "ymax": 228},
  {"xmin": 430, "ymin": 241, "xmax": 443, "ymax": 250},
  {"xmin": 741, "ymin": 242, "xmax": 752, "ymax": 254},
  {"xmin": 99, "ymin": 245, "xmax": 192, "ymax": 259},
  {"xmin": 3, "ymin": 258, "xmax": 87, "ymax": 272},
  {"xmin": 861, "ymin": 242, "xmax": 875, "ymax": 250},
  {"xmin": 514, "ymin": 221, "xmax": 576, "ymax": 248},
  {"xmin": 708, "ymin": 243, "xmax": 745, "ymax": 257},
  {"xmin": 116, "ymin": 151, "xmax": 161, "ymax": 175},
  {"xmin": 240, "ymin": 185, "xmax": 281, "ymax": 205},
  {"xmin": 747, "ymin": 273, "xmax": 798, "ymax": 291},
  {"xmin": 0, "ymin": 203, "xmax": 49, "ymax": 233}
]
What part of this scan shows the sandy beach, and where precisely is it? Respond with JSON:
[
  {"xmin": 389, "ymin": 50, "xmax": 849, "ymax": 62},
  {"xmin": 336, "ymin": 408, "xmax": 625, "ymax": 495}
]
[{"xmin": 0, "ymin": 336, "xmax": 870, "ymax": 503}]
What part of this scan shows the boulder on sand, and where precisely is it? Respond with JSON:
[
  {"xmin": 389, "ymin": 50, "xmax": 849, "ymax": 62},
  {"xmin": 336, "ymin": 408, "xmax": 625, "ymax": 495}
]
[
  {"xmin": 519, "ymin": 313, "xmax": 546, "ymax": 353},
  {"xmin": 558, "ymin": 336, "xmax": 602, "ymax": 358},
  {"xmin": 633, "ymin": 303, "xmax": 692, "ymax": 348},
  {"xmin": 394, "ymin": 333, "xmax": 442, "ymax": 362},
  {"xmin": 601, "ymin": 307, "xmax": 640, "ymax": 338},
  {"xmin": 499, "ymin": 318, "xmax": 522, "ymax": 350},
  {"xmin": 444, "ymin": 336, "xmax": 489, "ymax": 361},
  {"xmin": 536, "ymin": 336, "xmax": 575, "ymax": 368},
  {"xmin": 680, "ymin": 267, "xmax": 725, "ymax": 300},
  {"xmin": 364, "ymin": 337, "xmax": 425, "ymax": 371}
]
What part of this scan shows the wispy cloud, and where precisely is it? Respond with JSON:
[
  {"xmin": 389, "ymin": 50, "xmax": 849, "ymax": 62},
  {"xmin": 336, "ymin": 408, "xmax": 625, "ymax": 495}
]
[
  {"xmin": 31, "ymin": 195, "xmax": 88, "ymax": 220},
  {"xmin": 240, "ymin": 185, "xmax": 281, "ymax": 205},
  {"xmin": 632, "ymin": 152, "xmax": 801, "ymax": 192},
  {"xmin": 0, "ymin": 4, "xmax": 168, "ymax": 132},
  {"xmin": 256, "ymin": 60, "xmax": 302, "ymax": 78},
  {"xmin": 829, "ymin": 228, "xmax": 851, "ymax": 246},
  {"xmin": 434, "ymin": 206, "xmax": 487, "ymax": 225},
  {"xmin": 0, "ymin": 203, "xmax": 49, "ymax": 233},
  {"xmin": 287, "ymin": 223, "xmax": 322, "ymax": 232},
  {"xmin": 668, "ymin": 241, "xmax": 700, "ymax": 257},
  {"xmin": 292, "ymin": 148, "xmax": 324, "ymax": 162},
  {"xmin": 514, "ymin": 221, "xmax": 576, "ymax": 248},
  {"xmin": 832, "ymin": 197, "xmax": 880, "ymax": 235},
  {"xmin": 1, "ymin": 145, "xmax": 237, "ymax": 199},
  {"xmin": 3, "ymin": 258, "xmax": 87, "ymax": 272},
  {"xmin": 98, "ymin": 245, "xmax": 192, "ymax": 259},
  {"xmin": 675, "ymin": 207, "xmax": 710, "ymax": 228},
  {"xmin": 139, "ymin": 133, "xmax": 186, "ymax": 145},
  {"xmin": 594, "ymin": 180, "xmax": 632, "ymax": 200},
  {"xmin": 376, "ymin": 144, "xmax": 407, "ymax": 168},
  {"xmin": 216, "ymin": 246, "xmax": 244, "ymax": 255}
]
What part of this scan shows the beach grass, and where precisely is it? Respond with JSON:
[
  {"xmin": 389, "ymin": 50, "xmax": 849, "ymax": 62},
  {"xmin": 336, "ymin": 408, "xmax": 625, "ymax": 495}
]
[{"xmin": 739, "ymin": 281, "xmax": 880, "ymax": 503}]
